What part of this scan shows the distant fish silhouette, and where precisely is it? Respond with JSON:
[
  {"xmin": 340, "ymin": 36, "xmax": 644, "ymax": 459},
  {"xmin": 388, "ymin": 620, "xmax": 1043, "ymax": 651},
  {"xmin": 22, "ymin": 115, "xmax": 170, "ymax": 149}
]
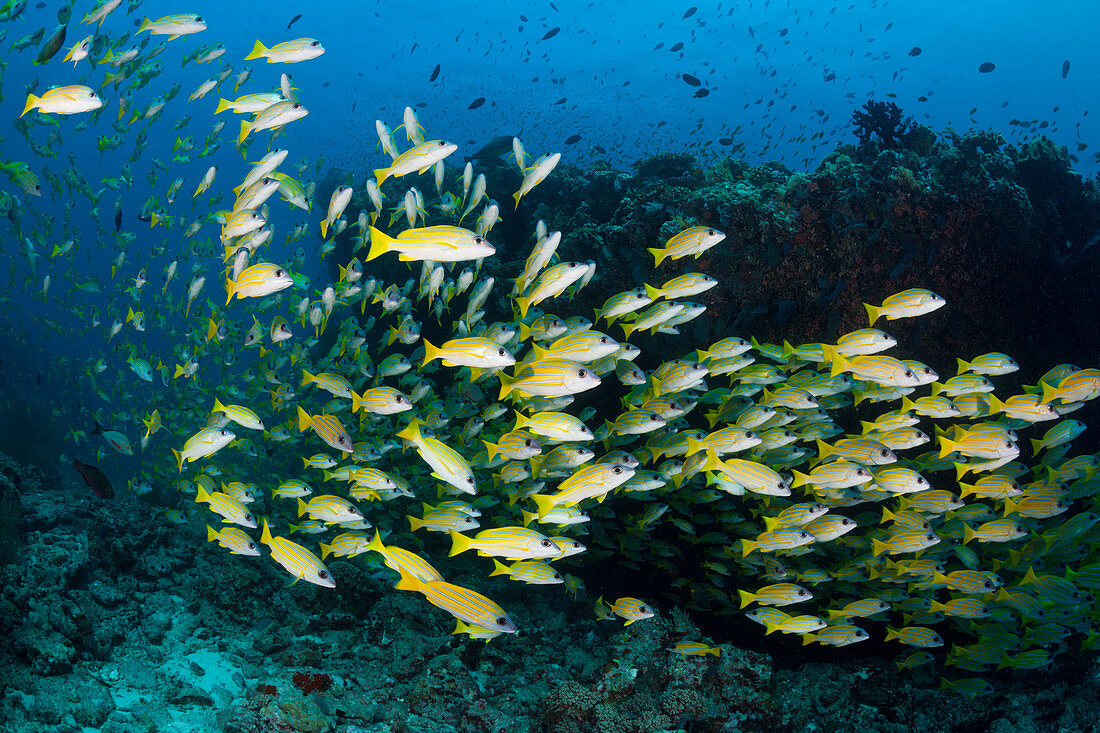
[
  {"xmin": 287, "ymin": 14, "xmax": 302, "ymax": 30},
  {"xmin": 72, "ymin": 458, "xmax": 114, "ymax": 499}
]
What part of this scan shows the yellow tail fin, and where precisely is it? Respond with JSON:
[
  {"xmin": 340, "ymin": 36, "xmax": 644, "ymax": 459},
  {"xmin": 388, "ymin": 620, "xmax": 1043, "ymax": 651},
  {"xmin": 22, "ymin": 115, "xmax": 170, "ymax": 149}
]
[{"xmin": 243, "ymin": 40, "xmax": 268, "ymax": 61}]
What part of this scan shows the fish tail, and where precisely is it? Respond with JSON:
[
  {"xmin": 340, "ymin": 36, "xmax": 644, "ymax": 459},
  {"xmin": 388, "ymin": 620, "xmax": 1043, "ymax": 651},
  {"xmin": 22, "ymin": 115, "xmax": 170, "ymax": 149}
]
[
  {"xmin": 955, "ymin": 357, "xmax": 970, "ymax": 375},
  {"xmin": 350, "ymin": 391, "xmax": 363, "ymax": 413},
  {"xmin": 319, "ymin": 219, "xmax": 329, "ymax": 239},
  {"xmin": 260, "ymin": 519, "xmax": 273, "ymax": 546},
  {"xmin": 365, "ymin": 225, "xmax": 394, "ymax": 262},
  {"xmin": 448, "ymin": 530, "xmax": 473, "ymax": 556},
  {"xmin": 373, "ymin": 166, "xmax": 391, "ymax": 186},
  {"xmin": 20, "ymin": 93, "xmax": 38, "ymax": 118},
  {"xmin": 214, "ymin": 97, "xmax": 232, "ymax": 114},
  {"xmin": 296, "ymin": 406, "xmax": 311, "ymax": 432},
  {"xmin": 644, "ymin": 283, "xmax": 664, "ymax": 301},
  {"xmin": 206, "ymin": 525, "xmax": 219, "ymax": 542},
  {"xmin": 296, "ymin": 498, "xmax": 308, "ymax": 517},
  {"xmin": 863, "ymin": 302, "xmax": 880, "ymax": 326},
  {"xmin": 646, "ymin": 247, "xmax": 666, "ymax": 267},
  {"xmin": 194, "ymin": 485, "xmax": 210, "ymax": 504},
  {"xmin": 490, "ymin": 558, "xmax": 509, "ymax": 576},
  {"xmin": 172, "ymin": 448, "xmax": 183, "ymax": 472},
  {"xmin": 394, "ymin": 569, "xmax": 423, "ymax": 592},
  {"xmin": 318, "ymin": 542, "xmax": 332, "ymax": 560},
  {"xmin": 871, "ymin": 538, "xmax": 887, "ymax": 557},
  {"xmin": 224, "ymin": 277, "xmax": 236, "ymax": 305},
  {"xmin": 737, "ymin": 590, "xmax": 755, "ymax": 608},
  {"xmin": 531, "ymin": 494, "xmax": 555, "ymax": 520},
  {"xmin": 138, "ymin": 16, "xmax": 152, "ymax": 33},
  {"xmin": 482, "ymin": 440, "xmax": 500, "ymax": 462},
  {"xmin": 937, "ymin": 437, "xmax": 957, "ymax": 459},
  {"xmin": 514, "ymin": 294, "xmax": 532, "ymax": 318},
  {"xmin": 300, "ymin": 368, "xmax": 315, "ymax": 387},
  {"xmin": 962, "ymin": 524, "xmax": 975, "ymax": 545},
  {"xmin": 405, "ymin": 514, "xmax": 423, "ymax": 531},
  {"xmin": 1039, "ymin": 381, "xmax": 1058, "ymax": 405},
  {"xmin": 421, "ymin": 339, "xmax": 438, "ymax": 368},
  {"xmin": 394, "ymin": 418, "xmax": 421, "ymax": 443},
  {"xmin": 497, "ymin": 373, "xmax": 515, "ymax": 401},
  {"xmin": 243, "ymin": 39, "xmax": 267, "ymax": 61},
  {"xmin": 237, "ymin": 120, "xmax": 250, "ymax": 146},
  {"xmin": 512, "ymin": 191, "xmax": 521, "ymax": 210},
  {"xmin": 366, "ymin": 530, "xmax": 384, "ymax": 553}
]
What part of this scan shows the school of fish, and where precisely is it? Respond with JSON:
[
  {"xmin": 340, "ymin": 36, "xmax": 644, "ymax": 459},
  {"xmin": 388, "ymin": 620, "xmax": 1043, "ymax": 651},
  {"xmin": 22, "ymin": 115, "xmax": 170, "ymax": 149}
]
[{"xmin": 3, "ymin": 1, "xmax": 1100, "ymax": 696}]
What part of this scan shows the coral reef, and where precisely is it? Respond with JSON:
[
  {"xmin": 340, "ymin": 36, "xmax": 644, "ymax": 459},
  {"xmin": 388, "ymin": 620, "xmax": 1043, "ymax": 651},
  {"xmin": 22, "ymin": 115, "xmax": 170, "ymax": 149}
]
[{"xmin": 0, "ymin": 450, "xmax": 1097, "ymax": 730}]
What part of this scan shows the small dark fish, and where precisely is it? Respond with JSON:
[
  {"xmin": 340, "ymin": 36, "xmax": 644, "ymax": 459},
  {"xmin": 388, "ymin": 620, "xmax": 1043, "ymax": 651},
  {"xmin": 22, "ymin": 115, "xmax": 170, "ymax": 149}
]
[
  {"xmin": 779, "ymin": 28, "xmax": 788, "ymax": 37},
  {"xmin": 35, "ymin": 1, "xmax": 46, "ymax": 7},
  {"xmin": 287, "ymin": 13, "xmax": 302, "ymax": 30},
  {"xmin": 978, "ymin": 62, "xmax": 995, "ymax": 73},
  {"xmin": 694, "ymin": 88, "xmax": 710, "ymax": 98},
  {"xmin": 682, "ymin": 73, "xmax": 701, "ymax": 86},
  {"xmin": 683, "ymin": 6, "xmax": 697, "ymax": 19},
  {"xmin": 34, "ymin": 24, "xmax": 66, "ymax": 66},
  {"xmin": 670, "ymin": 42, "xmax": 684, "ymax": 52},
  {"xmin": 73, "ymin": 458, "xmax": 114, "ymax": 499},
  {"xmin": 430, "ymin": 63, "xmax": 440, "ymax": 81},
  {"xmin": 1062, "ymin": 60, "xmax": 1070, "ymax": 79},
  {"xmin": 468, "ymin": 97, "xmax": 486, "ymax": 110},
  {"xmin": 553, "ymin": 97, "xmax": 566, "ymax": 105},
  {"xmin": 115, "ymin": 208, "xmax": 122, "ymax": 232},
  {"xmin": 908, "ymin": 46, "xmax": 921, "ymax": 56},
  {"xmin": 57, "ymin": 5, "xmax": 70, "ymax": 23},
  {"xmin": 541, "ymin": 27, "xmax": 561, "ymax": 41},
  {"xmin": 466, "ymin": 135, "xmax": 515, "ymax": 163},
  {"xmin": 322, "ymin": 81, "xmax": 330, "ymax": 87},
  {"xmin": 520, "ymin": 14, "xmax": 528, "ymax": 21},
  {"xmin": 565, "ymin": 134, "xmax": 581, "ymax": 144},
  {"xmin": 137, "ymin": 213, "xmax": 152, "ymax": 223}
]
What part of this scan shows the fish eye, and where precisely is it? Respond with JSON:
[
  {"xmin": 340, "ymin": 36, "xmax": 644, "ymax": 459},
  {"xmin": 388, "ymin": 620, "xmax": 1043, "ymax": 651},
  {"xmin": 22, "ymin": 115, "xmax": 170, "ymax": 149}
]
[
  {"xmin": 613, "ymin": 466, "xmax": 622, "ymax": 474},
  {"xmin": 338, "ymin": 436, "xmax": 347, "ymax": 444},
  {"xmin": 798, "ymin": 590, "xmax": 806, "ymax": 596},
  {"xmin": 577, "ymin": 370, "xmax": 586, "ymax": 378},
  {"xmin": 311, "ymin": 41, "xmax": 320, "ymax": 46},
  {"xmin": 466, "ymin": 476, "xmax": 474, "ymax": 483},
  {"xmin": 540, "ymin": 539, "xmax": 551, "ymax": 547},
  {"xmin": 524, "ymin": 439, "xmax": 533, "ymax": 447},
  {"xmin": 495, "ymin": 616, "xmax": 507, "ymax": 625},
  {"xmin": 926, "ymin": 534, "xmax": 935, "ymax": 541},
  {"xmin": 917, "ymin": 477, "xmax": 926, "ymax": 484},
  {"xmin": 248, "ymin": 543, "xmax": 255, "ymax": 549},
  {"xmin": 880, "ymin": 449, "xmax": 889, "ymax": 457},
  {"xmin": 746, "ymin": 431, "xmax": 756, "ymax": 439},
  {"xmin": 1006, "ymin": 442, "xmax": 1013, "ymax": 448},
  {"xmin": 498, "ymin": 348, "xmax": 506, "ymax": 356},
  {"xmin": 318, "ymin": 570, "xmax": 328, "ymax": 579},
  {"xmin": 904, "ymin": 370, "xmax": 913, "ymax": 378}
]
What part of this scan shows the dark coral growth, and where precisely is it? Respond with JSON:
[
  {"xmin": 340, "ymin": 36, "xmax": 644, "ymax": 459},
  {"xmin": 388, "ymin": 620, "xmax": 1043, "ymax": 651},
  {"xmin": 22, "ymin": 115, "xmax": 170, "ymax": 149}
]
[
  {"xmin": 851, "ymin": 99, "xmax": 922, "ymax": 150},
  {"xmin": 504, "ymin": 130, "xmax": 1100, "ymax": 383},
  {"xmin": 291, "ymin": 672, "xmax": 332, "ymax": 695}
]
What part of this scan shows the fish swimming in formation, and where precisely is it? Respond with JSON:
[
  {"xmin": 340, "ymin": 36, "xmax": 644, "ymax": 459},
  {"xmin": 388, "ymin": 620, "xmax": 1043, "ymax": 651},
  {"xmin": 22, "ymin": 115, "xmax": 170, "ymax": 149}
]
[{"xmin": 3, "ymin": 4, "xmax": 1098, "ymax": 692}]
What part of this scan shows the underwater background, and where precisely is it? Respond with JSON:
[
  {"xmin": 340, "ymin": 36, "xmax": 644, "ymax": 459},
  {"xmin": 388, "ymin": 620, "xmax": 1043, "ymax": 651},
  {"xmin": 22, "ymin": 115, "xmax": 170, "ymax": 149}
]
[{"xmin": 1, "ymin": 0, "xmax": 1099, "ymax": 731}]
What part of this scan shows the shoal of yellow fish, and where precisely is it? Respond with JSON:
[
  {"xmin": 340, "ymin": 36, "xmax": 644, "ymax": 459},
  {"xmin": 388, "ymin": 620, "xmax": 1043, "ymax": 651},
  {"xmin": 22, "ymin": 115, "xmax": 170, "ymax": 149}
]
[{"xmin": 4, "ymin": 4, "xmax": 1100, "ymax": 687}]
